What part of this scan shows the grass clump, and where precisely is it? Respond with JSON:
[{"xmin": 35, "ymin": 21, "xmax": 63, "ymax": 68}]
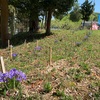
[{"xmin": 43, "ymin": 82, "xmax": 52, "ymax": 93}]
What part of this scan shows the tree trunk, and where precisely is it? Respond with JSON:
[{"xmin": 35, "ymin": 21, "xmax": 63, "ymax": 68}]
[
  {"xmin": 45, "ymin": 9, "xmax": 52, "ymax": 35},
  {"xmin": 29, "ymin": 19, "xmax": 39, "ymax": 32},
  {"xmin": 29, "ymin": 11, "xmax": 39, "ymax": 33},
  {"xmin": 10, "ymin": 12, "xmax": 15, "ymax": 35},
  {"xmin": 44, "ymin": 11, "xmax": 47, "ymax": 29},
  {"xmin": 29, "ymin": 19, "xmax": 33, "ymax": 32},
  {"xmin": 0, "ymin": 0, "xmax": 9, "ymax": 47},
  {"xmin": 83, "ymin": 20, "xmax": 85, "ymax": 27}
]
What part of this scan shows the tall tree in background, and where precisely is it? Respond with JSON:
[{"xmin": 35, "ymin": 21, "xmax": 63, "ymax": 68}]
[
  {"xmin": 0, "ymin": 0, "xmax": 9, "ymax": 47},
  {"xmin": 8, "ymin": 5, "xmax": 16, "ymax": 35},
  {"xmin": 41, "ymin": 0, "xmax": 77, "ymax": 35},
  {"xmin": 70, "ymin": 3, "xmax": 81, "ymax": 22},
  {"xmin": 80, "ymin": 0, "xmax": 95, "ymax": 26},
  {"xmin": 9, "ymin": 0, "xmax": 40, "ymax": 32}
]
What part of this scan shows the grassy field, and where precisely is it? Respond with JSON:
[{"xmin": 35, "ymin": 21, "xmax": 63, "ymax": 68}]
[{"xmin": 0, "ymin": 29, "xmax": 100, "ymax": 100}]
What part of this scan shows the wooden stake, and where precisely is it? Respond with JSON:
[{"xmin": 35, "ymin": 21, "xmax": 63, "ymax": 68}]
[
  {"xmin": 0, "ymin": 56, "xmax": 6, "ymax": 73},
  {"xmin": 10, "ymin": 45, "xmax": 13, "ymax": 59},
  {"xmin": 36, "ymin": 40, "xmax": 38, "ymax": 47},
  {"xmin": 24, "ymin": 39, "xmax": 26, "ymax": 45},
  {"xmin": 8, "ymin": 39, "xmax": 10, "ymax": 49},
  {"xmin": 49, "ymin": 47, "xmax": 52, "ymax": 65}
]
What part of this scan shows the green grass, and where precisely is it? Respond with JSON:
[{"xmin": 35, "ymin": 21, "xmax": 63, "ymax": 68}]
[{"xmin": 0, "ymin": 29, "xmax": 100, "ymax": 99}]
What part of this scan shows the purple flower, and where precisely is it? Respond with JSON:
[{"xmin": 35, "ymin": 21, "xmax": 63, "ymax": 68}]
[
  {"xmin": 0, "ymin": 72, "xmax": 9, "ymax": 82},
  {"xmin": 0, "ymin": 68, "xmax": 26, "ymax": 82},
  {"xmin": 16, "ymin": 71, "xmax": 26, "ymax": 81},
  {"xmin": 8, "ymin": 68, "xmax": 26, "ymax": 81},
  {"xmin": 75, "ymin": 42, "xmax": 82, "ymax": 46},
  {"xmin": 0, "ymin": 72, "xmax": 3, "ymax": 82},
  {"xmin": 54, "ymin": 40, "xmax": 58, "ymax": 43},
  {"xmin": 84, "ymin": 35, "xmax": 88, "ymax": 40},
  {"xmin": 12, "ymin": 53, "xmax": 17, "ymax": 58},
  {"xmin": 34, "ymin": 46, "xmax": 41, "ymax": 51},
  {"xmin": 8, "ymin": 68, "xmax": 19, "ymax": 79}
]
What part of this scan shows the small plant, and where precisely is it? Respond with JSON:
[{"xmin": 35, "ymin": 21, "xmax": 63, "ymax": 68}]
[
  {"xmin": 53, "ymin": 90, "xmax": 65, "ymax": 97},
  {"xmin": 43, "ymin": 82, "xmax": 52, "ymax": 93},
  {"xmin": 88, "ymin": 45, "xmax": 92, "ymax": 51},
  {"xmin": 68, "ymin": 68, "xmax": 84, "ymax": 82},
  {"xmin": 73, "ymin": 73, "xmax": 84, "ymax": 82},
  {"xmin": 93, "ymin": 92, "xmax": 100, "ymax": 100},
  {"xmin": 79, "ymin": 62, "xmax": 89, "ymax": 70},
  {"xmin": 12, "ymin": 53, "xmax": 17, "ymax": 59},
  {"xmin": 85, "ymin": 69, "xmax": 91, "ymax": 75},
  {"xmin": 68, "ymin": 68, "xmax": 76, "ymax": 76},
  {"xmin": 0, "ymin": 68, "xmax": 26, "ymax": 96},
  {"xmin": 79, "ymin": 62, "xmax": 91, "ymax": 75}
]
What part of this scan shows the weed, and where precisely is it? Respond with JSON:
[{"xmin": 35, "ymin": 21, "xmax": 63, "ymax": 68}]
[
  {"xmin": 53, "ymin": 90, "xmax": 65, "ymax": 97},
  {"xmin": 79, "ymin": 62, "xmax": 89, "ymax": 70},
  {"xmin": 73, "ymin": 73, "xmax": 84, "ymax": 82},
  {"xmin": 68, "ymin": 68, "xmax": 84, "ymax": 82},
  {"xmin": 43, "ymin": 82, "xmax": 52, "ymax": 93},
  {"xmin": 93, "ymin": 92, "xmax": 100, "ymax": 100}
]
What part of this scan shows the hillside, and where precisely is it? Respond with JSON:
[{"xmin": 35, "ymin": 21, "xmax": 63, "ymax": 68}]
[{"xmin": 0, "ymin": 29, "xmax": 100, "ymax": 100}]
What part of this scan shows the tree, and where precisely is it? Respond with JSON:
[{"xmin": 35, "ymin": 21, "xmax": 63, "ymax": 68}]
[
  {"xmin": 9, "ymin": 0, "xmax": 40, "ymax": 32},
  {"xmin": 90, "ymin": 13, "xmax": 98, "ymax": 21},
  {"xmin": 41, "ymin": 0, "xmax": 77, "ymax": 35},
  {"xmin": 80, "ymin": 0, "xmax": 95, "ymax": 26},
  {"xmin": 0, "ymin": 0, "xmax": 9, "ymax": 47},
  {"xmin": 8, "ymin": 5, "xmax": 16, "ymax": 35},
  {"xmin": 70, "ymin": 3, "xmax": 81, "ymax": 22}
]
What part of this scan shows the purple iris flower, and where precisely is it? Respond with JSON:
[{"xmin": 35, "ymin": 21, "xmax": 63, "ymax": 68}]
[
  {"xmin": 8, "ymin": 68, "xmax": 19, "ymax": 79},
  {"xmin": 12, "ymin": 53, "xmax": 17, "ymax": 58},
  {"xmin": 75, "ymin": 42, "xmax": 82, "ymax": 46},
  {"xmin": 54, "ymin": 40, "xmax": 58, "ymax": 43},
  {"xmin": 84, "ymin": 35, "xmax": 88, "ymax": 40},
  {"xmin": 8, "ymin": 68, "xmax": 26, "ymax": 81},
  {"xmin": 0, "ymin": 72, "xmax": 3, "ymax": 82},
  {"xmin": 0, "ymin": 68, "xmax": 26, "ymax": 82},
  {"xmin": 0, "ymin": 72, "xmax": 9, "ymax": 82},
  {"xmin": 34, "ymin": 46, "xmax": 41, "ymax": 51},
  {"xmin": 16, "ymin": 70, "xmax": 26, "ymax": 81}
]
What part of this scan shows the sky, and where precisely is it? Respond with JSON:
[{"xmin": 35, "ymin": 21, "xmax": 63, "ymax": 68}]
[{"xmin": 78, "ymin": 0, "xmax": 100, "ymax": 13}]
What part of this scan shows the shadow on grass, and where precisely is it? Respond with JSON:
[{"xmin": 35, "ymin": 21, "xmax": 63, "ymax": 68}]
[
  {"xmin": 0, "ymin": 31, "xmax": 53, "ymax": 48},
  {"xmin": 10, "ymin": 32, "xmax": 47, "ymax": 46}
]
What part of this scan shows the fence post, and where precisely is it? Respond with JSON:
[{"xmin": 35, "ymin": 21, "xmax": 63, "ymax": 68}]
[
  {"xmin": 10, "ymin": 45, "xmax": 13, "ymax": 59},
  {"xmin": 0, "ymin": 56, "xmax": 6, "ymax": 73},
  {"xmin": 49, "ymin": 47, "xmax": 52, "ymax": 65}
]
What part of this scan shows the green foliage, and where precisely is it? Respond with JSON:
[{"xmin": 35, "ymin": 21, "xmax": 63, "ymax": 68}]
[
  {"xmin": 80, "ymin": 0, "xmax": 94, "ymax": 21},
  {"xmin": 70, "ymin": 3, "xmax": 81, "ymax": 22},
  {"xmin": 43, "ymin": 82, "xmax": 52, "ymax": 93},
  {"xmin": 93, "ymin": 92, "xmax": 100, "ymax": 100},
  {"xmin": 68, "ymin": 68, "xmax": 85, "ymax": 82},
  {"xmin": 51, "ymin": 15, "xmax": 81, "ymax": 30},
  {"xmin": 41, "ymin": 0, "xmax": 77, "ymax": 12},
  {"xmin": 54, "ymin": 90, "xmax": 65, "ymax": 97},
  {"xmin": 79, "ymin": 62, "xmax": 89, "ymax": 70},
  {"xmin": 90, "ymin": 13, "xmax": 98, "ymax": 21}
]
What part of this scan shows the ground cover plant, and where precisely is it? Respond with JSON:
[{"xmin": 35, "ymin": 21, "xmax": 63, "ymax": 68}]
[{"xmin": 0, "ymin": 29, "xmax": 100, "ymax": 100}]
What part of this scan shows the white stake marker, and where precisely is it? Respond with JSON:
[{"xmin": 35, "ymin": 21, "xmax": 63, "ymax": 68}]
[
  {"xmin": 8, "ymin": 39, "xmax": 10, "ymax": 49},
  {"xmin": 10, "ymin": 45, "xmax": 13, "ymax": 59},
  {"xmin": 49, "ymin": 47, "xmax": 52, "ymax": 65},
  {"xmin": 0, "ymin": 56, "xmax": 6, "ymax": 73}
]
